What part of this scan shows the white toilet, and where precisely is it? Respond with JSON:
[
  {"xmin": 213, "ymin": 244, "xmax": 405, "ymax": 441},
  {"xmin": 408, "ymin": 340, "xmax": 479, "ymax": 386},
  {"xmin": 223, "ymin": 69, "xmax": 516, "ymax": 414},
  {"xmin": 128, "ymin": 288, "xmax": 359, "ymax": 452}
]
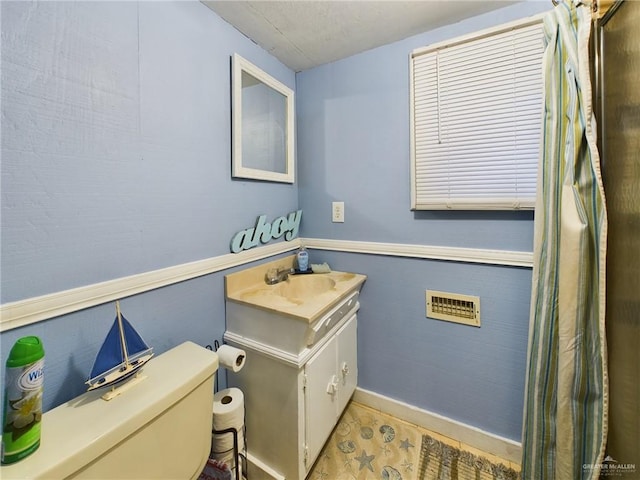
[{"xmin": 1, "ymin": 341, "xmax": 218, "ymax": 479}]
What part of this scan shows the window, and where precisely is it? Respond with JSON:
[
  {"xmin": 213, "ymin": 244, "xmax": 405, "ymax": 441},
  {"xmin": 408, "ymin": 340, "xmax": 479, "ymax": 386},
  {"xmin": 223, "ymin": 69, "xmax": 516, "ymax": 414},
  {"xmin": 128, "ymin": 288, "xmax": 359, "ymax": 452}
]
[{"xmin": 410, "ymin": 17, "xmax": 544, "ymax": 210}]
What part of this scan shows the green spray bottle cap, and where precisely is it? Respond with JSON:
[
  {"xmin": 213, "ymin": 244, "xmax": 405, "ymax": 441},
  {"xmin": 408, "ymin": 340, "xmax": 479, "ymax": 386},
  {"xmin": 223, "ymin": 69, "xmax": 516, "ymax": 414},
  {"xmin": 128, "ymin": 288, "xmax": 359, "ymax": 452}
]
[{"xmin": 6, "ymin": 336, "xmax": 45, "ymax": 367}]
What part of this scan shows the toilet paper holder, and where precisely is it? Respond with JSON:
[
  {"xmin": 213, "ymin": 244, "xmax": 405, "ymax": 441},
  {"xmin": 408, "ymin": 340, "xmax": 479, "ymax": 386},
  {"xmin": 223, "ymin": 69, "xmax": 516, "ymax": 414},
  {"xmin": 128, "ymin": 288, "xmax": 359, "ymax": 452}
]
[
  {"xmin": 206, "ymin": 340, "xmax": 247, "ymax": 392},
  {"xmin": 206, "ymin": 341, "xmax": 247, "ymax": 480},
  {"xmin": 211, "ymin": 424, "xmax": 247, "ymax": 480}
]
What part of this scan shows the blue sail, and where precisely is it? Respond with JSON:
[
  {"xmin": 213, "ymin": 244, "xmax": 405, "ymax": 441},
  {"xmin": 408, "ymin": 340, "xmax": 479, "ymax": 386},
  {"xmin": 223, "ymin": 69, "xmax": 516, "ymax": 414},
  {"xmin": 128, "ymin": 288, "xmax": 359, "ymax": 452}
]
[
  {"xmin": 89, "ymin": 316, "xmax": 125, "ymax": 380},
  {"xmin": 87, "ymin": 311, "xmax": 153, "ymax": 390},
  {"xmin": 121, "ymin": 315, "xmax": 152, "ymax": 361}
]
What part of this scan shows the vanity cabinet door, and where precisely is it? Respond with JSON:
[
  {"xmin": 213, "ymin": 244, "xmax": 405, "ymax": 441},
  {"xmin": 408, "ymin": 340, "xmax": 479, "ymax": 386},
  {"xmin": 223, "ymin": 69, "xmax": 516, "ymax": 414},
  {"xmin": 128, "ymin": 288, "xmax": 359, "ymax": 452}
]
[
  {"xmin": 303, "ymin": 315, "xmax": 358, "ymax": 471},
  {"xmin": 304, "ymin": 334, "xmax": 338, "ymax": 468}
]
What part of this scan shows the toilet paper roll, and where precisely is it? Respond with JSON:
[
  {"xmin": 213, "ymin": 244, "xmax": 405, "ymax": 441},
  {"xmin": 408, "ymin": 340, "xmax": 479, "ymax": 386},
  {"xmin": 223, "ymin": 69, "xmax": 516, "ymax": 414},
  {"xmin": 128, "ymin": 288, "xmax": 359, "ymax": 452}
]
[
  {"xmin": 212, "ymin": 414, "xmax": 244, "ymax": 452},
  {"xmin": 212, "ymin": 388, "xmax": 245, "ymax": 453},
  {"xmin": 217, "ymin": 345, "xmax": 246, "ymax": 373},
  {"xmin": 212, "ymin": 429, "xmax": 245, "ymax": 454}
]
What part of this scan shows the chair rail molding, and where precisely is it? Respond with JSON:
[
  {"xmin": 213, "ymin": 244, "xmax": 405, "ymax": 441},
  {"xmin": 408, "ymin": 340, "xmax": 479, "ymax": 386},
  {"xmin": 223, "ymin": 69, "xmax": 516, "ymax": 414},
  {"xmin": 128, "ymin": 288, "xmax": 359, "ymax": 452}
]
[
  {"xmin": 0, "ymin": 241, "xmax": 300, "ymax": 332},
  {"xmin": 303, "ymin": 238, "xmax": 533, "ymax": 268},
  {"xmin": 1, "ymin": 238, "xmax": 532, "ymax": 332}
]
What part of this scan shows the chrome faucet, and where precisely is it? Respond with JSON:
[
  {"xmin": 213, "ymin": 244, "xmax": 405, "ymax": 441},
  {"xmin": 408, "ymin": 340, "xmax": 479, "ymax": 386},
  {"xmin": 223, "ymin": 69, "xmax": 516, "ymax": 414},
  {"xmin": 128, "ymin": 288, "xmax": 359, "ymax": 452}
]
[{"xmin": 265, "ymin": 267, "xmax": 292, "ymax": 285}]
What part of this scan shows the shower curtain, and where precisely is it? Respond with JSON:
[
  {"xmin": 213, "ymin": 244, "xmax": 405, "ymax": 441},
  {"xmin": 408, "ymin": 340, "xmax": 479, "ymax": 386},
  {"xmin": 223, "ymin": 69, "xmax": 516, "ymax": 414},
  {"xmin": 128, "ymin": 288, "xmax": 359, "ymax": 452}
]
[
  {"xmin": 521, "ymin": 2, "xmax": 608, "ymax": 480},
  {"xmin": 598, "ymin": 0, "xmax": 640, "ymax": 471}
]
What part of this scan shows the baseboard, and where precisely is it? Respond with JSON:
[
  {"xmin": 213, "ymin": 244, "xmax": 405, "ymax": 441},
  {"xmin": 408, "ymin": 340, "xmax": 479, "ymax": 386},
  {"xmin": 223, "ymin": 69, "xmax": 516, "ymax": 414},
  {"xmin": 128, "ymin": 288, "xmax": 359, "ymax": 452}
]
[
  {"xmin": 353, "ymin": 387, "xmax": 522, "ymax": 464},
  {"xmin": 245, "ymin": 452, "xmax": 285, "ymax": 480}
]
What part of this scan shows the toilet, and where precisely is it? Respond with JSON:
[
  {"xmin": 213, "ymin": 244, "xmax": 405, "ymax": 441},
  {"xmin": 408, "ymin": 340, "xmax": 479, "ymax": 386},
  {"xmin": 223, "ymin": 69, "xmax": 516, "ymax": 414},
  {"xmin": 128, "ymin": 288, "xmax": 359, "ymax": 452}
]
[{"xmin": 1, "ymin": 341, "xmax": 218, "ymax": 479}]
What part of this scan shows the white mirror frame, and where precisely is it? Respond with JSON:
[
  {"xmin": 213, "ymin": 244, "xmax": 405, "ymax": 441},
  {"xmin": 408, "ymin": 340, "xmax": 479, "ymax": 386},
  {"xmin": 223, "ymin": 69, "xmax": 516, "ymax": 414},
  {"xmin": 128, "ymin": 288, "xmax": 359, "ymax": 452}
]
[{"xmin": 232, "ymin": 54, "xmax": 295, "ymax": 183}]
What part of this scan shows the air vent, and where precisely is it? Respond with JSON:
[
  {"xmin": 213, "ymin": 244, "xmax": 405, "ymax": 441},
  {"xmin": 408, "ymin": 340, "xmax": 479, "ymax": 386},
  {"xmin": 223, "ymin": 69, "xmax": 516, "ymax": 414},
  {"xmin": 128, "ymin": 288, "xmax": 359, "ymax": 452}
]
[{"xmin": 426, "ymin": 290, "xmax": 480, "ymax": 327}]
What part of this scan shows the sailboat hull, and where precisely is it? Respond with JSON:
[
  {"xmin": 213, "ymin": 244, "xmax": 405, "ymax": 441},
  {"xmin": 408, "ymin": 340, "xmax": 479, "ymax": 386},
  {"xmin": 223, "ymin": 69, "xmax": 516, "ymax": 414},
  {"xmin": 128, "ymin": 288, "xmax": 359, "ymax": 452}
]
[{"xmin": 86, "ymin": 351, "xmax": 154, "ymax": 391}]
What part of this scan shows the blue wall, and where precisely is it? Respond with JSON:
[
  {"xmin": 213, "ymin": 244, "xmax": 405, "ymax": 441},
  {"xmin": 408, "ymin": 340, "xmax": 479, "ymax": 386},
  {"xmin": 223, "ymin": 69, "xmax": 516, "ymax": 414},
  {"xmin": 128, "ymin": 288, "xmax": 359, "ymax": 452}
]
[
  {"xmin": 1, "ymin": 1, "xmax": 296, "ymax": 410},
  {"xmin": 296, "ymin": 1, "xmax": 550, "ymax": 441},
  {"xmin": 1, "ymin": 0, "xmax": 550, "ymax": 444}
]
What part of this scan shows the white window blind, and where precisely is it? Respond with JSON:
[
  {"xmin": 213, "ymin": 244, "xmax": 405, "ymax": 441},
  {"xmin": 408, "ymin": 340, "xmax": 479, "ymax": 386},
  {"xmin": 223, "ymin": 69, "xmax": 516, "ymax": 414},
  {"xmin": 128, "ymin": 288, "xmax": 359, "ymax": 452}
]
[{"xmin": 410, "ymin": 19, "xmax": 544, "ymax": 210}]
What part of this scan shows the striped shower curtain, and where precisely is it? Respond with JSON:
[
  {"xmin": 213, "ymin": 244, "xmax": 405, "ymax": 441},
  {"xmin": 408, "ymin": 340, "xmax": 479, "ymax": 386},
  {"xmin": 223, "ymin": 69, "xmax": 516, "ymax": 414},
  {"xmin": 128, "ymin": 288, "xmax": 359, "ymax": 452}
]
[{"xmin": 521, "ymin": 2, "xmax": 608, "ymax": 480}]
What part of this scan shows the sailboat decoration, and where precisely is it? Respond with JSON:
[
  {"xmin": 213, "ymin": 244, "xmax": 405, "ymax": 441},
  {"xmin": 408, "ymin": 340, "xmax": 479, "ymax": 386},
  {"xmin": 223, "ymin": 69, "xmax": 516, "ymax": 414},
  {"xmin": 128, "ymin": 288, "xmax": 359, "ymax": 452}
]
[{"xmin": 86, "ymin": 301, "xmax": 154, "ymax": 400}]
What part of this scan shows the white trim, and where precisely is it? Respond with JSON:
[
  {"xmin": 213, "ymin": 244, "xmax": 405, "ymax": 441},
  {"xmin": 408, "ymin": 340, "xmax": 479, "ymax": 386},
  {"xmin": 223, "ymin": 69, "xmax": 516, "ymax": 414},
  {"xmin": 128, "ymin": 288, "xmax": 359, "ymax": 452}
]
[
  {"xmin": 409, "ymin": 46, "xmax": 418, "ymax": 210},
  {"xmin": 224, "ymin": 305, "xmax": 359, "ymax": 369},
  {"xmin": 411, "ymin": 12, "xmax": 546, "ymax": 59},
  {"xmin": 0, "ymin": 238, "xmax": 532, "ymax": 332},
  {"xmin": 224, "ymin": 331, "xmax": 306, "ymax": 367},
  {"xmin": 232, "ymin": 53, "xmax": 295, "ymax": 184},
  {"xmin": 303, "ymin": 238, "xmax": 533, "ymax": 267},
  {"xmin": 0, "ymin": 240, "xmax": 300, "ymax": 333},
  {"xmin": 353, "ymin": 387, "xmax": 522, "ymax": 464}
]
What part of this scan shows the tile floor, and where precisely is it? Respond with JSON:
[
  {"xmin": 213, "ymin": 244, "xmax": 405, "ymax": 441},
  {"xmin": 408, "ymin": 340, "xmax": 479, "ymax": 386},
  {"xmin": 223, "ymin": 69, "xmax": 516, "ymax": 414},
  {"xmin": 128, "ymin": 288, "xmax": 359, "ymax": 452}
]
[{"xmin": 308, "ymin": 401, "xmax": 520, "ymax": 480}]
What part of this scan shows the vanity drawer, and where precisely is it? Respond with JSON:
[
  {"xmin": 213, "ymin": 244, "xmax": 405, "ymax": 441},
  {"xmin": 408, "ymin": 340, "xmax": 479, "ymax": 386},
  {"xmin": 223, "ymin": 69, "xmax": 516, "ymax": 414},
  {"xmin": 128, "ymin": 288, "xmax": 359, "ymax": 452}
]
[{"xmin": 306, "ymin": 291, "xmax": 359, "ymax": 347}]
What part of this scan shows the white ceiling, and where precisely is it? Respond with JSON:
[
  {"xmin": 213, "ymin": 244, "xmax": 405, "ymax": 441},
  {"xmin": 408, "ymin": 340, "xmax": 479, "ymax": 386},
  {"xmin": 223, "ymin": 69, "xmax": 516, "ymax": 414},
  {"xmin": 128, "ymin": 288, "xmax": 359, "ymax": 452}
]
[{"xmin": 202, "ymin": 1, "xmax": 520, "ymax": 72}]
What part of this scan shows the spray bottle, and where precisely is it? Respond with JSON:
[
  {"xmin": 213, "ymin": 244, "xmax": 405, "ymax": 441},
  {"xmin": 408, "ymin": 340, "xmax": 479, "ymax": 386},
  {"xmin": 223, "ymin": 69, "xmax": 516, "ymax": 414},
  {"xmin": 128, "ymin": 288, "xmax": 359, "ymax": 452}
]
[{"xmin": 2, "ymin": 336, "xmax": 45, "ymax": 464}]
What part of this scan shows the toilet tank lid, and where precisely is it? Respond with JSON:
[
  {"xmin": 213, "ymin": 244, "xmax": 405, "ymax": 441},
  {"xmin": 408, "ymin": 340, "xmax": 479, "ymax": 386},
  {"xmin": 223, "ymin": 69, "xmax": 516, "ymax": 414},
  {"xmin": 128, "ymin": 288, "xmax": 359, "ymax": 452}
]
[{"xmin": 0, "ymin": 341, "xmax": 219, "ymax": 479}]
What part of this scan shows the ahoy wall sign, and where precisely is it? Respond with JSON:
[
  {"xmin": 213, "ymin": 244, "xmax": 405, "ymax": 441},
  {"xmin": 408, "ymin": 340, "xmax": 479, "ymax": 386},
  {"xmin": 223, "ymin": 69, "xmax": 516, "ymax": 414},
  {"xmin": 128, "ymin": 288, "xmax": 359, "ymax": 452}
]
[{"xmin": 231, "ymin": 210, "xmax": 302, "ymax": 253}]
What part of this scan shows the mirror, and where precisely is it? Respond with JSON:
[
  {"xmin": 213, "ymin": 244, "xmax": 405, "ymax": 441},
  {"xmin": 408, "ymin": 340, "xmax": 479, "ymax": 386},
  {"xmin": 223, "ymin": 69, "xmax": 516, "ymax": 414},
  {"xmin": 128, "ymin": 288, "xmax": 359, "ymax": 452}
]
[{"xmin": 232, "ymin": 54, "xmax": 295, "ymax": 183}]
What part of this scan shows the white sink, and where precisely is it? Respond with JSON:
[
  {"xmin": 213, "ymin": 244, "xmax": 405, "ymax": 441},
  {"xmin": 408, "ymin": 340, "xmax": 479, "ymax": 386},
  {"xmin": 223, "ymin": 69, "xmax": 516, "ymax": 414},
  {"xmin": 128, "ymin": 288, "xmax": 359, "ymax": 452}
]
[
  {"xmin": 235, "ymin": 271, "xmax": 358, "ymax": 312},
  {"xmin": 276, "ymin": 275, "xmax": 336, "ymax": 300},
  {"xmin": 239, "ymin": 275, "xmax": 337, "ymax": 307}
]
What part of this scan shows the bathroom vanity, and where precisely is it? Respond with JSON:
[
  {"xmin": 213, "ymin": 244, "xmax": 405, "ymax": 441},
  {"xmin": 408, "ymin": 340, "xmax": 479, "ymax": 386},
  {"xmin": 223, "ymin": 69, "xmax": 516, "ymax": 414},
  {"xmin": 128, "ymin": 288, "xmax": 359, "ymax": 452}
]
[{"xmin": 224, "ymin": 256, "xmax": 366, "ymax": 480}]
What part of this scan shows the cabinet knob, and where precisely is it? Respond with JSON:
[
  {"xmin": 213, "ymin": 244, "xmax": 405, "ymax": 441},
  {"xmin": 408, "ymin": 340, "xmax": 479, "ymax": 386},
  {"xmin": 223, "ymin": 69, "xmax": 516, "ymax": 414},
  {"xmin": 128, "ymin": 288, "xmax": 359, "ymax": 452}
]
[
  {"xmin": 326, "ymin": 375, "xmax": 339, "ymax": 395},
  {"xmin": 341, "ymin": 362, "xmax": 350, "ymax": 377}
]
